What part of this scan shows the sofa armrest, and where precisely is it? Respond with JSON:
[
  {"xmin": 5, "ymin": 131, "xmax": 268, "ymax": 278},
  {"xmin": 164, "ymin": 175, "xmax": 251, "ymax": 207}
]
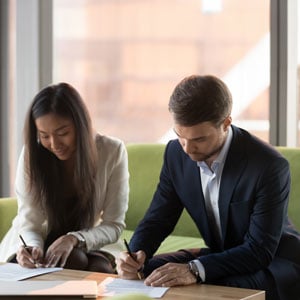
[{"xmin": 0, "ymin": 197, "xmax": 17, "ymax": 241}]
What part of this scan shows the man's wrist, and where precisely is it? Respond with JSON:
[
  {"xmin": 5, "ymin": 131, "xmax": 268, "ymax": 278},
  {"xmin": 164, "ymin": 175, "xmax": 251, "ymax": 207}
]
[{"xmin": 188, "ymin": 261, "xmax": 202, "ymax": 283}]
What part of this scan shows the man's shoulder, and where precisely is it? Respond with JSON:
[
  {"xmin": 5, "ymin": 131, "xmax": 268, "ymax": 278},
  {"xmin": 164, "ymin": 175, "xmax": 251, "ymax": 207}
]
[
  {"xmin": 231, "ymin": 125, "xmax": 284, "ymax": 159},
  {"xmin": 165, "ymin": 139, "xmax": 186, "ymax": 156},
  {"xmin": 166, "ymin": 138, "xmax": 180, "ymax": 148},
  {"xmin": 164, "ymin": 139, "xmax": 196, "ymax": 170}
]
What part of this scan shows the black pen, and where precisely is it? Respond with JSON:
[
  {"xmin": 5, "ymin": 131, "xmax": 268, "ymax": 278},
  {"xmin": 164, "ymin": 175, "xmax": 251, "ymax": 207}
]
[
  {"xmin": 123, "ymin": 239, "xmax": 143, "ymax": 280},
  {"xmin": 19, "ymin": 234, "xmax": 38, "ymax": 267}
]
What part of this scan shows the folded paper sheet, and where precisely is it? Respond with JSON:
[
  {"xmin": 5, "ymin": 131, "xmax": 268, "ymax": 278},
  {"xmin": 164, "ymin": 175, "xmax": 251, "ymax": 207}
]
[
  {"xmin": 0, "ymin": 262, "xmax": 62, "ymax": 281},
  {"xmin": 98, "ymin": 277, "xmax": 169, "ymax": 298}
]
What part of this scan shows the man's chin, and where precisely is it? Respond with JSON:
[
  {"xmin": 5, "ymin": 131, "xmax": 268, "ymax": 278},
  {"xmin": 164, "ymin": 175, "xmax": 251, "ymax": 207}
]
[{"xmin": 188, "ymin": 154, "xmax": 204, "ymax": 162}]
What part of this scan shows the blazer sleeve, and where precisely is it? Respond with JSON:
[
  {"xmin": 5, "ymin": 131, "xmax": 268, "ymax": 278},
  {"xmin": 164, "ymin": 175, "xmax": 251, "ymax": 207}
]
[
  {"xmin": 78, "ymin": 137, "xmax": 129, "ymax": 251},
  {"xmin": 129, "ymin": 141, "xmax": 185, "ymax": 257}
]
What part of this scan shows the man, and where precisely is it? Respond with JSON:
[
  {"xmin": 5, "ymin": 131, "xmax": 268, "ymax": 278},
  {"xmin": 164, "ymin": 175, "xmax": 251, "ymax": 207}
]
[{"xmin": 116, "ymin": 75, "xmax": 300, "ymax": 300}]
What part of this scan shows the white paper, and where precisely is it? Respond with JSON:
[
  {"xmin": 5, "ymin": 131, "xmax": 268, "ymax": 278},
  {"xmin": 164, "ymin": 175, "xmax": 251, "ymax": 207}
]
[
  {"xmin": 0, "ymin": 262, "xmax": 63, "ymax": 281},
  {"xmin": 98, "ymin": 277, "xmax": 169, "ymax": 298}
]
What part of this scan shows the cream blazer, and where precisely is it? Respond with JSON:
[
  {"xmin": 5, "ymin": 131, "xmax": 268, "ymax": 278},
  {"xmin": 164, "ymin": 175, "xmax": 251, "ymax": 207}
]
[{"xmin": 0, "ymin": 134, "xmax": 129, "ymax": 262}]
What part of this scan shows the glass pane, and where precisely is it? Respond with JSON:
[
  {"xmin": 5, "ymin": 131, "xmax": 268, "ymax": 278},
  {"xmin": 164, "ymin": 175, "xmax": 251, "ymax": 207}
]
[
  {"xmin": 53, "ymin": 0, "xmax": 270, "ymax": 143},
  {"xmin": 298, "ymin": 3, "xmax": 300, "ymax": 147}
]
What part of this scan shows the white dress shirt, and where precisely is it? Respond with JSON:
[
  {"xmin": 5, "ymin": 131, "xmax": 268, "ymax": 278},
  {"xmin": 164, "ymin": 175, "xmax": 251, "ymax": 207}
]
[{"xmin": 193, "ymin": 126, "xmax": 233, "ymax": 282}]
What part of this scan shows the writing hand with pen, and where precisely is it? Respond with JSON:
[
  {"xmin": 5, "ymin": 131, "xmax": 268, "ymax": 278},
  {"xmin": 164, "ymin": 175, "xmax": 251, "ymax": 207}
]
[
  {"xmin": 17, "ymin": 234, "xmax": 78, "ymax": 268},
  {"xmin": 17, "ymin": 235, "xmax": 44, "ymax": 268},
  {"xmin": 116, "ymin": 239, "xmax": 145, "ymax": 280}
]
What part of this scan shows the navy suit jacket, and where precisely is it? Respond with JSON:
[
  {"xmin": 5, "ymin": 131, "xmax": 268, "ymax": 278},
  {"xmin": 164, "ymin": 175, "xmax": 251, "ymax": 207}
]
[{"xmin": 130, "ymin": 125, "xmax": 300, "ymax": 298}]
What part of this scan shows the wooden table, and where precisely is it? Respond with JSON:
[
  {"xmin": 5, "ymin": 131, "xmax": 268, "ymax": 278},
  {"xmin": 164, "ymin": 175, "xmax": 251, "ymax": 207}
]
[{"xmin": 30, "ymin": 268, "xmax": 265, "ymax": 300}]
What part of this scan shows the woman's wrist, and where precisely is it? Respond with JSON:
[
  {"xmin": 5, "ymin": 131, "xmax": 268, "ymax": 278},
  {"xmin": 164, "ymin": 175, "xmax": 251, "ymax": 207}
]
[
  {"xmin": 65, "ymin": 233, "xmax": 78, "ymax": 247},
  {"xmin": 66, "ymin": 232, "xmax": 86, "ymax": 249}
]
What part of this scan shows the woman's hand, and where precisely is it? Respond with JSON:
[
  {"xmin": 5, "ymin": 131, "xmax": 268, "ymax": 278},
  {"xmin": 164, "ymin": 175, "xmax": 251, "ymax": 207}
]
[
  {"xmin": 44, "ymin": 234, "xmax": 77, "ymax": 268},
  {"xmin": 16, "ymin": 245, "xmax": 43, "ymax": 268}
]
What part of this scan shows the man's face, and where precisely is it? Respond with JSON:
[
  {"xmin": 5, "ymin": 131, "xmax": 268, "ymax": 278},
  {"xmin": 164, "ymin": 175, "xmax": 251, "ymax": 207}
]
[{"xmin": 173, "ymin": 117, "xmax": 231, "ymax": 164}]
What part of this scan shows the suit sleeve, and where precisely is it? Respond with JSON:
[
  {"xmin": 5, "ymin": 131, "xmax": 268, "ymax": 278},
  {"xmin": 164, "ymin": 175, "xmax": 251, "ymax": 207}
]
[{"xmin": 129, "ymin": 142, "xmax": 184, "ymax": 258}]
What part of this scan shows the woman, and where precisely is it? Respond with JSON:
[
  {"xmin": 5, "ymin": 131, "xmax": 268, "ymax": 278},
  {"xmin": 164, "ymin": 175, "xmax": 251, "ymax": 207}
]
[{"xmin": 0, "ymin": 83, "xmax": 129, "ymax": 272}]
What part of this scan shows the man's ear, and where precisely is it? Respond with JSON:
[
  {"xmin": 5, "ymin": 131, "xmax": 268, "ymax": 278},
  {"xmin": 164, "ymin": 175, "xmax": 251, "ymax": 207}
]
[{"xmin": 223, "ymin": 116, "xmax": 232, "ymax": 130}]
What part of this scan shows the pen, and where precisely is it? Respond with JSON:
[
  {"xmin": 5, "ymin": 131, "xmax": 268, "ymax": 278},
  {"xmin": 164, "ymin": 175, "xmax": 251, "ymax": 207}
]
[
  {"xmin": 123, "ymin": 239, "xmax": 143, "ymax": 280},
  {"xmin": 19, "ymin": 234, "xmax": 29, "ymax": 248},
  {"xmin": 19, "ymin": 234, "xmax": 38, "ymax": 267}
]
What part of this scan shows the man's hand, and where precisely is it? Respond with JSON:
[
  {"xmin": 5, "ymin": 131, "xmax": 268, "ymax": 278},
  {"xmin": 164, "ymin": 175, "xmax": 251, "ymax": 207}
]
[
  {"xmin": 144, "ymin": 263, "xmax": 197, "ymax": 287},
  {"xmin": 116, "ymin": 250, "xmax": 146, "ymax": 279}
]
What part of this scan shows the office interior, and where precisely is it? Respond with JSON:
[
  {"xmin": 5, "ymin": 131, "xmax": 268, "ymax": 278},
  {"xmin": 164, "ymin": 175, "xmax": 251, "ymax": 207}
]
[{"xmin": 0, "ymin": 0, "xmax": 300, "ymax": 197}]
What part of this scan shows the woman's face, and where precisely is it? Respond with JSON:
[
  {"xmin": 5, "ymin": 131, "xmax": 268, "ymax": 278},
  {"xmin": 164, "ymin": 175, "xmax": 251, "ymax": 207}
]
[{"xmin": 35, "ymin": 113, "xmax": 76, "ymax": 161}]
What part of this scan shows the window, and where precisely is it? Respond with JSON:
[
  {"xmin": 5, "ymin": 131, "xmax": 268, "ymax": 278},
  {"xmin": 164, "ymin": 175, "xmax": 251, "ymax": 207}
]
[
  {"xmin": 297, "ymin": 2, "xmax": 300, "ymax": 146},
  {"xmin": 53, "ymin": 0, "xmax": 270, "ymax": 143},
  {"xmin": 9, "ymin": 1, "xmax": 300, "ymax": 197}
]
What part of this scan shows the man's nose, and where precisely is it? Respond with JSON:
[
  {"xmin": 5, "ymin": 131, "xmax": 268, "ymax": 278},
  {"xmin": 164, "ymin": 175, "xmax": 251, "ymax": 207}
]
[{"xmin": 182, "ymin": 140, "xmax": 194, "ymax": 154}]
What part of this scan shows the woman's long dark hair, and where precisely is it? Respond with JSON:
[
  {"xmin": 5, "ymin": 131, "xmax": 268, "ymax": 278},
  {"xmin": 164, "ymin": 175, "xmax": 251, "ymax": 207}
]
[{"xmin": 24, "ymin": 83, "xmax": 97, "ymax": 233}]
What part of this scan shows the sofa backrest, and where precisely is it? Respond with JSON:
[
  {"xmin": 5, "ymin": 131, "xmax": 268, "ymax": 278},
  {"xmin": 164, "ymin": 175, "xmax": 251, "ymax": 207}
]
[
  {"xmin": 0, "ymin": 144, "xmax": 299, "ymax": 242},
  {"xmin": 126, "ymin": 144, "xmax": 300, "ymax": 237},
  {"xmin": 276, "ymin": 147, "xmax": 300, "ymax": 230},
  {"xmin": 126, "ymin": 143, "xmax": 201, "ymax": 238}
]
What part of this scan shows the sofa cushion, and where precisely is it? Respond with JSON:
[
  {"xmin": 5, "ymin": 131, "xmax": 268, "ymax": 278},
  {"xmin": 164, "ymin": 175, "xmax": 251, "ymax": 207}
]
[{"xmin": 121, "ymin": 230, "xmax": 205, "ymax": 255}]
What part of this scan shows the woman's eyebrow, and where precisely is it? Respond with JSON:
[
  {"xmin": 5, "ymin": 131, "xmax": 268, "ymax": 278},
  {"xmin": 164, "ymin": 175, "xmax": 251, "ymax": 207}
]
[{"xmin": 38, "ymin": 124, "xmax": 71, "ymax": 134}]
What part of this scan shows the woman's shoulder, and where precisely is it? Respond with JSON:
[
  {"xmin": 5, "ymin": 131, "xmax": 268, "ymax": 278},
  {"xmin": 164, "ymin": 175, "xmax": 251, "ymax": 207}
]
[
  {"xmin": 95, "ymin": 133, "xmax": 124, "ymax": 147},
  {"xmin": 95, "ymin": 134, "xmax": 126, "ymax": 156}
]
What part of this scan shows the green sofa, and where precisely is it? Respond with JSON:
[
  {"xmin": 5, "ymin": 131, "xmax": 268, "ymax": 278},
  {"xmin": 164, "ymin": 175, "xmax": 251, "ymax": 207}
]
[{"xmin": 0, "ymin": 144, "xmax": 299, "ymax": 257}]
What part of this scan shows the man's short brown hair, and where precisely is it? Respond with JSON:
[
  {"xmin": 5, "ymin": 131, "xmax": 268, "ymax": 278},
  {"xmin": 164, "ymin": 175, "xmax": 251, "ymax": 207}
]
[{"xmin": 169, "ymin": 75, "xmax": 232, "ymax": 126}]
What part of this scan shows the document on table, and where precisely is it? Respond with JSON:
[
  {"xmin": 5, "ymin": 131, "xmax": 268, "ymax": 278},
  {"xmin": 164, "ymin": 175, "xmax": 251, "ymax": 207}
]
[
  {"xmin": 98, "ymin": 277, "xmax": 169, "ymax": 298},
  {"xmin": 0, "ymin": 262, "xmax": 63, "ymax": 281}
]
